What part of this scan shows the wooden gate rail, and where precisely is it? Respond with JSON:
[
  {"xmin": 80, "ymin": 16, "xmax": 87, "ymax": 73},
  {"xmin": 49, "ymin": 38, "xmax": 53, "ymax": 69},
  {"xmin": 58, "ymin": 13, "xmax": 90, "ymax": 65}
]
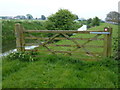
[
  {"xmin": 25, "ymin": 37, "xmax": 104, "ymax": 40},
  {"xmin": 24, "ymin": 44, "xmax": 104, "ymax": 48},
  {"xmin": 23, "ymin": 30, "xmax": 110, "ymax": 33},
  {"xmin": 15, "ymin": 23, "xmax": 112, "ymax": 58}
]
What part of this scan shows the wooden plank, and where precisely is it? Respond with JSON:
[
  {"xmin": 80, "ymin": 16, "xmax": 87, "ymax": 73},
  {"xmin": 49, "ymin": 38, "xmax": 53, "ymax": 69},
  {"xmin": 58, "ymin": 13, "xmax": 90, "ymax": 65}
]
[
  {"xmin": 103, "ymin": 27, "xmax": 112, "ymax": 57},
  {"xmin": 82, "ymin": 45, "xmax": 104, "ymax": 48},
  {"xmin": 15, "ymin": 23, "xmax": 25, "ymax": 51},
  {"xmin": 24, "ymin": 30, "xmax": 106, "ymax": 34},
  {"xmin": 25, "ymin": 37, "xmax": 49, "ymax": 40},
  {"xmin": 25, "ymin": 49, "xmax": 102, "ymax": 55},
  {"xmin": 103, "ymin": 34, "xmax": 108, "ymax": 57},
  {"xmin": 25, "ymin": 43, "xmax": 40, "ymax": 46},
  {"xmin": 50, "ymin": 50, "xmax": 102, "ymax": 56},
  {"xmin": 25, "ymin": 37, "xmax": 104, "ymax": 40},
  {"xmin": 25, "ymin": 43, "xmax": 104, "ymax": 48},
  {"xmin": 107, "ymin": 27, "xmax": 112, "ymax": 56},
  {"xmin": 25, "ymin": 49, "xmax": 39, "ymax": 51},
  {"xmin": 20, "ymin": 25, "xmax": 25, "ymax": 51},
  {"xmin": 42, "ymin": 34, "xmax": 59, "ymax": 46},
  {"xmin": 43, "ymin": 45, "xmax": 55, "ymax": 54},
  {"xmin": 15, "ymin": 23, "xmax": 21, "ymax": 51},
  {"xmin": 48, "ymin": 44, "xmax": 104, "ymax": 48}
]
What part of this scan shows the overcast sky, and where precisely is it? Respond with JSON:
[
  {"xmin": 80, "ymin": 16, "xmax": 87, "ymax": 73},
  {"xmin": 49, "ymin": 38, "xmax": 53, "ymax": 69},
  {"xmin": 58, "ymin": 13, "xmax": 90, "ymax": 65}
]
[{"xmin": 0, "ymin": 0, "xmax": 119, "ymax": 20}]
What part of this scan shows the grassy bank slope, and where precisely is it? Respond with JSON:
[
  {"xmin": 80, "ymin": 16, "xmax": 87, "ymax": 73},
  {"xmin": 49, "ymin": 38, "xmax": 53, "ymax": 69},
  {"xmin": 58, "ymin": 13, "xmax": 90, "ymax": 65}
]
[{"xmin": 2, "ymin": 55, "xmax": 118, "ymax": 88}]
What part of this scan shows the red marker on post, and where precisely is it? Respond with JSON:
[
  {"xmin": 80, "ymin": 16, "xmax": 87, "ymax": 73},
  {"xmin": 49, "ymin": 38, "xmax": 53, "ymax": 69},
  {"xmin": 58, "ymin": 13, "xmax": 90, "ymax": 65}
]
[{"xmin": 104, "ymin": 27, "xmax": 109, "ymax": 31}]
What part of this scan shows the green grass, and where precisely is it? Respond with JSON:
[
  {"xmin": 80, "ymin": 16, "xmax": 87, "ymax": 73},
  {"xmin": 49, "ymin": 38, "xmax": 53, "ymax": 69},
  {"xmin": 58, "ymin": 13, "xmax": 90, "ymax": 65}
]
[
  {"xmin": 2, "ymin": 22, "xmax": 119, "ymax": 88},
  {"xmin": 2, "ymin": 55, "xmax": 119, "ymax": 88}
]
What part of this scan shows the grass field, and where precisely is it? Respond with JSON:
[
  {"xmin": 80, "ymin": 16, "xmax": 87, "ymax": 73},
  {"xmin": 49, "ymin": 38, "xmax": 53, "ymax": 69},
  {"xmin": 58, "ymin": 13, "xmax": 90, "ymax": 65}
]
[{"xmin": 2, "ymin": 22, "xmax": 119, "ymax": 88}]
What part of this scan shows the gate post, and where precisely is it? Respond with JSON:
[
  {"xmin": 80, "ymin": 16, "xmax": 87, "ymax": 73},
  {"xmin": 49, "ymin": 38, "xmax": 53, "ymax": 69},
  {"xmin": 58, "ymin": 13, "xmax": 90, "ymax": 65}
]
[
  {"xmin": 103, "ymin": 27, "xmax": 112, "ymax": 57},
  {"xmin": 15, "ymin": 23, "xmax": 25, "ymax": 52}
]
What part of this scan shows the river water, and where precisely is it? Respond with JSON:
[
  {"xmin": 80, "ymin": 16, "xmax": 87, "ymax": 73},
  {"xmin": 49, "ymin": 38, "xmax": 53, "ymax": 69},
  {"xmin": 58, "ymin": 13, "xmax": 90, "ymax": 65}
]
[{"xmin": 0, "ymin": 45, "xmax": 39, "ymax": 57}]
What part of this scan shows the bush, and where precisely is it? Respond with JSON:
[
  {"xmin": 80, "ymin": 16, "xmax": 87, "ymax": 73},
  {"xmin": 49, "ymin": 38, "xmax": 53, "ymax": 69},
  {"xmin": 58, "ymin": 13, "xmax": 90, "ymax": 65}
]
[
  {"xmin": 87, "ymin": 17, "xmax": 100, "ymax": 28},
  {"xmin": 91, "ymin": 17, "xmax": 100, "ymax": 26},
  {"xmin": 45, "ymin": 9, "xmax": 78, "ymax": 30}
]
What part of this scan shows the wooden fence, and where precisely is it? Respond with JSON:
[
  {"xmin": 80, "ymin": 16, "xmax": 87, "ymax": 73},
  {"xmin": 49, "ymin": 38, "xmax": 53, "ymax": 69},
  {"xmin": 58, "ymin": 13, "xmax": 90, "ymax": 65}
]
[{"xmin": 15, "ymin": 23, "xmax": 112, "ymax": 60}]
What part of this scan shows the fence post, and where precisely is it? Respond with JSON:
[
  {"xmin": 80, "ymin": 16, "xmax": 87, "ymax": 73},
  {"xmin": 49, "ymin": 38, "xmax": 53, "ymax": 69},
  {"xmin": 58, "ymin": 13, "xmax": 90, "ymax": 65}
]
[
  {"xmin": 15, "ymin": 23, "xmax": 25, "ymax": 52},
  {"xmin": 103, "ymin": 27, "xmax": 112, "ymax": 57}
]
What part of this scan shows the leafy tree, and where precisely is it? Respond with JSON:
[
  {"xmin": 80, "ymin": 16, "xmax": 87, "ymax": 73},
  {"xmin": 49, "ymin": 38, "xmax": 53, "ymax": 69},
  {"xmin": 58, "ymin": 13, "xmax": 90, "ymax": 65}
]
[
  {"xmin": 87, "ymin": 18, "xmax": 92, "ymax": 25},
  {"xmin": 105, "ymin": 11, "xmax": 120, "ymax": 23},
  {"xmin": 87, "ymin": 18, "xmax": 92, "ymax": 28},
  {"xmin": 75, "ymin": 15, "xmax": 79, "ymax": 20},
  {"xmin": 26, "ymin": 14, "xmax": 33, "ymax": 19},
  {"xmin": 45, "ymin": 9, "xmax": 77, "ymax": 30},
  {"xmin": 41, "ymin": 15, "xmax": 46, "ymax": 20},
  {"xmin": 91, "ymin": 17, "xmax": 100, "ymax": 27}
]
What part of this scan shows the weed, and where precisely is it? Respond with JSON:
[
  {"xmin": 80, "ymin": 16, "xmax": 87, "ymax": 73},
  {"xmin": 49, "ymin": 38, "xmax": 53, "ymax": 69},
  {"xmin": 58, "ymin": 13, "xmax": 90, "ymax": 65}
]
[{"xmin": 7, "ymin": 51, "xmax": 38, "ymax": 62}]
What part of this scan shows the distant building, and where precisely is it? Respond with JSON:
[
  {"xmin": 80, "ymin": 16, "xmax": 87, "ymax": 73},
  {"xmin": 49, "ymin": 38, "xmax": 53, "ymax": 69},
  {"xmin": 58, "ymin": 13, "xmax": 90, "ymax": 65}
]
[
  {"xmin": 0, "ymin": 16, "xmax": 13, "ymax": 19},
  {"xmin": 14, "ymin": 15, "xmax": 26, "ymax": 19},
  {"xmin": 78, "ymin": 18, "xmax": 86, "ymax": 21}
]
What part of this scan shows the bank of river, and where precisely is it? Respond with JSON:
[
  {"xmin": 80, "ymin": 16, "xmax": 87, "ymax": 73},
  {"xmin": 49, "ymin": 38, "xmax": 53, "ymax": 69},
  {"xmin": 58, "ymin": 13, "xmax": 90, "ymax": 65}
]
[{"xmin": 0, "ymin": 45, "xmax": 39, "ymax": 57}]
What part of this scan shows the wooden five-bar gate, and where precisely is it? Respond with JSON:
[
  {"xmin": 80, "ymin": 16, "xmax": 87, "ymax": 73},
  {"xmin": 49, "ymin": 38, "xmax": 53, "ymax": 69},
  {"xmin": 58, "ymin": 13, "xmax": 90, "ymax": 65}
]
[{"xmin": 15, "ymin": 23, "xmax": 112, "ymax": 60}]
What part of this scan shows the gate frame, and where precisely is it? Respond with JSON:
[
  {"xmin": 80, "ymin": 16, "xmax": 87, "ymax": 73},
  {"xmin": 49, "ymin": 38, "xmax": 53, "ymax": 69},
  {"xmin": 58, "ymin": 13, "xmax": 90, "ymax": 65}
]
[{"xmin": 15, "ymin": 23, "xmax": 112, "ymax": 57}]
